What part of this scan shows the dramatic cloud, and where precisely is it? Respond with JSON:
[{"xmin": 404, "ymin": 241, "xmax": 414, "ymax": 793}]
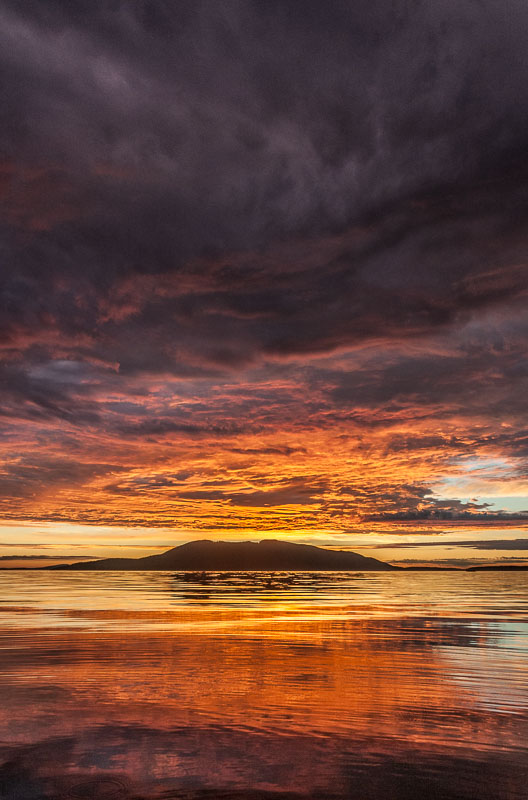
[{"xmin": 1, "ymin": 1, "xmax": 528, "ymax": 560}]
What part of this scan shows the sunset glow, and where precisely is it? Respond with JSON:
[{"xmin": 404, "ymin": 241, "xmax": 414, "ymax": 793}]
[{"xmin": 1, "ymin": 2, "xmax": 528, "ymax": 566}]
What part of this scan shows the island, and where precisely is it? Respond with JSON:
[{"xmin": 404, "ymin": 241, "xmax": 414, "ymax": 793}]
[{"xmin": 45, "ymin": 539, "xmax": 399, "ymax": 571}]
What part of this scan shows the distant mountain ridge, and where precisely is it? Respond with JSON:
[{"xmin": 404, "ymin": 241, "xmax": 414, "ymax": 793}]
[{"xmin": 46, "ymin": 539, "xmax": 398, "ymax": 571}]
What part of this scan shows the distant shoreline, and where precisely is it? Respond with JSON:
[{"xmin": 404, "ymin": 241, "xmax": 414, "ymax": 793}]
[
  {"xmin": 1, "ymin": 538, "xmax": 526, "ymax": 572},
  {"xmin": 2, "ymin": 564, "xmax": 526, "ymax": 571}
]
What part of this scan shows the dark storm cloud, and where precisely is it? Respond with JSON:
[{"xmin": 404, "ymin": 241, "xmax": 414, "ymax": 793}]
[
  {"xmin": 2, "ymin": 0, "xmax": 528, "ymax": 527},
  {"xmin": 113, "ymin": 418, "xmax": 252, "ymax": 438},
  {"xmin": 0, "ymin": 456, "xmax": 125, "ymax": 499},
  {"xmin": 307, "ymin": 321, "xmax": 528, "ymax": 434},
  {"xmin": 354, "ymin": 484, "xmax": 528, "ymax": 522},
  {"xmin": 179, "ymin": 477, "xmax": 327, "ymax": 507},
  {"xmin": 366, "ymin": 510, "xmax": 528, "ymax": 522},
  {"xmin": 0, "ymin": 363, "xmax": 101, "ymax": 425},
  {"xmin": 2, "ymin": 0, "xmax": 528, "ymax": 379},
  {"xmin": 326, "ymin": 485, "xmax": 500, "ymax": 522}
]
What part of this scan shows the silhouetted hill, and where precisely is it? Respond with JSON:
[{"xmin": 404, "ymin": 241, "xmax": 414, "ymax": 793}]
[{"xmin": 46, "ymin": 539, "xmax": 399, "ymax": 571}]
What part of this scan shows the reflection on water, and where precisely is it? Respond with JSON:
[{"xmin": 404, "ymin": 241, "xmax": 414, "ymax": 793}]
[{"xmin": 0, "ymin": 571, "xmax": 527, "ymax": 799}]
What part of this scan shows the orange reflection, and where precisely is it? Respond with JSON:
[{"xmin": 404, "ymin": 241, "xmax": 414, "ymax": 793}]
[{"xmin": 1, "ymin": 572, "xmax": 528, "ymax": 798}]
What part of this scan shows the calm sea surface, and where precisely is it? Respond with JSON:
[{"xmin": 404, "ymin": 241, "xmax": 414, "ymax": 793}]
[{"xmin": 0, "ymin": 571, "xmax": 527, "ymax": 800}]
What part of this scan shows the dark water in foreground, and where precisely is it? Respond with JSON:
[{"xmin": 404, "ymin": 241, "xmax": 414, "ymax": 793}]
[{"xmin": 0, "ymin": 571, "xmax": 527, "ymax": 800}]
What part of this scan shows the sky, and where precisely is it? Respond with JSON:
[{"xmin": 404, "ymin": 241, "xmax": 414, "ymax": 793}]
[{"xmin": 1, "ymin": 0, "xmax": 528, "ymax": 567}]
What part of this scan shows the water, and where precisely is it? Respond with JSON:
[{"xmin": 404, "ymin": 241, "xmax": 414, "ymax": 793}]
[{"xmin": 0, "ymin": 571, "xmax": 527, "ymax": 800}]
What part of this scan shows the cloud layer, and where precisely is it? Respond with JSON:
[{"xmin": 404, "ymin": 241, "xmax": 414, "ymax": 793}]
[{"xmin": 1, "ymin": 2, "xmax": 528, "ymax": 557}]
